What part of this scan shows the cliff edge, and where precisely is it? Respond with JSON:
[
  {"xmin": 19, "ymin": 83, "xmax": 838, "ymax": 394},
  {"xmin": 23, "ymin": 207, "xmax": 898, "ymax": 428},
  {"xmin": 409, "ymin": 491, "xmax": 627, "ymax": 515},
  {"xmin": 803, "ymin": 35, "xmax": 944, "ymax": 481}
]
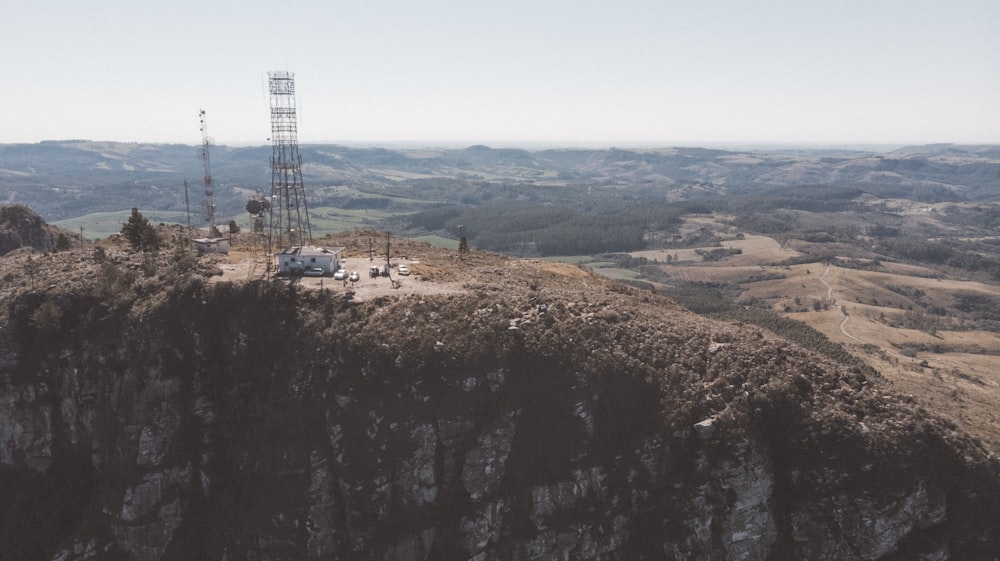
[{"xmin": 1, "ymin": 230, "xmax": 998, "ymax": 561}]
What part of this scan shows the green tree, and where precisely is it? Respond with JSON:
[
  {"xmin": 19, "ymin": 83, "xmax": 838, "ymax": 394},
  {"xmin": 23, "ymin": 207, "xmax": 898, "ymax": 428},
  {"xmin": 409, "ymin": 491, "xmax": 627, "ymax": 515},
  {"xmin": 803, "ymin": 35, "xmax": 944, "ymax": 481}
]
[
  {"xmin": 121, "ymin": 208, "xmax": 160, "ymax": 251},
  {"xmin": 55, "ymin": 233, "xmax": 72, "ymax": 251},
  {"xmin": 228, "ymin": 220, "xmax": 241, "ymax": 235}
]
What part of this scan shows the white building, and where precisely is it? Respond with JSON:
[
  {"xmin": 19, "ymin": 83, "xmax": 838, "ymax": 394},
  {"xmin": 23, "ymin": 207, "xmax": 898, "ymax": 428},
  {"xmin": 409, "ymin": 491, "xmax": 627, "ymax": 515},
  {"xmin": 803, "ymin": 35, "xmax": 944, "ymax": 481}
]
[
  {"xmin": 276, "ymin": 245, "xmax": 344, "ymax": 275},
  {"xmin": 193, "ymin": 237, "xmax": 230, "ymax": 254}
]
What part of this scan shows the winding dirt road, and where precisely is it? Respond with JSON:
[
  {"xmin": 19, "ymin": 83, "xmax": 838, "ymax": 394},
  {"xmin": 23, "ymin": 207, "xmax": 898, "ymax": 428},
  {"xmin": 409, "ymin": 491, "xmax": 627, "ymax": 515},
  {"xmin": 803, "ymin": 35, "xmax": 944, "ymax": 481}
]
[{"xmin": 819, "ymin": 265, "xmax": 862, "ymax": 342}]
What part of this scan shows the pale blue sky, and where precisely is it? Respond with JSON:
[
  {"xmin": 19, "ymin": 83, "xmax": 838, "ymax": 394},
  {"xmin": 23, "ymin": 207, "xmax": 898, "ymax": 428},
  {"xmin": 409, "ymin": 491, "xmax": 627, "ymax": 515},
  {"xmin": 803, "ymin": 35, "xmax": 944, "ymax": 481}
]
[{"xmin": 4, "ymin": 0, "xmax": 998, "ymax": 146}]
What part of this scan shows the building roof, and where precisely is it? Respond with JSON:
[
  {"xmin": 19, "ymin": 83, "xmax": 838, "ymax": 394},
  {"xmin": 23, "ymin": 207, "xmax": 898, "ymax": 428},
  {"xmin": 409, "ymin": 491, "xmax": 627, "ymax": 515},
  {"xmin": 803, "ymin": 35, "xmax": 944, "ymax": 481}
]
[{"xmin": 276, "ymin": 245, "xmax": 344, "ymax": 256}]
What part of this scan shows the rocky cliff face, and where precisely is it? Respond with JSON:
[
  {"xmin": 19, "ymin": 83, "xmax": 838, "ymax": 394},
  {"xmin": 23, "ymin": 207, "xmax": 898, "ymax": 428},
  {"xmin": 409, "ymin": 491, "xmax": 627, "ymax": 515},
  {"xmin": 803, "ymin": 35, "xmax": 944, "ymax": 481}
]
[
  {"xmin": 1, "ymin": 244, "xmax": 999, "ymax": 561},
  {"xmin": 0, "ymin": 205, "xmax": 71, "ymax": 256}
]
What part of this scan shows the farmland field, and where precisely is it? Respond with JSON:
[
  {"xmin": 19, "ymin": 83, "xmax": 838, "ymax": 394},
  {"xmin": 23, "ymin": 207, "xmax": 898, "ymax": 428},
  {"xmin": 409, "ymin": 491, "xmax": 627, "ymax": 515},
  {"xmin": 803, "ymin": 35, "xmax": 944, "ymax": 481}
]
[{"xmin": 631, "ymin": 213, "xmax": 1000, "ymax": 452}]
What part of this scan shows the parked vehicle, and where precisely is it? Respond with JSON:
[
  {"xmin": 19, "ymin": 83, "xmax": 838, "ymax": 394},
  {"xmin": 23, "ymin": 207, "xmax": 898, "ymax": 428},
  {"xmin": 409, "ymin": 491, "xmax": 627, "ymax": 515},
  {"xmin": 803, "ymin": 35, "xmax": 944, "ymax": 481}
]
[
  {"xmin": 397, "ymin": 265, "xmax": 410, "ymax": 276},
  {"xmin": 349, "ymin": 271, "xmax": 360, "ymax": 282},
  {"xmin": 303, "ymin": 267, "xmax": 325, "ymax": 277},
  {"xmin": 333, "ymin": 269, "xmax": 348, "ymax": 280}
]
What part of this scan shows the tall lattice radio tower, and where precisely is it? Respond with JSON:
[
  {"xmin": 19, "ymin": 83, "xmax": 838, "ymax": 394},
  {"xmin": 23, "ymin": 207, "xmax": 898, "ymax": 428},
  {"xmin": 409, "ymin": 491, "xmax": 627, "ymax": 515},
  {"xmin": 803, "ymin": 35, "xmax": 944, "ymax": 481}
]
[
  {"xmin": 198, "ymin": 109, "xmax": 217, "ymax": 232},
  {"xmin": 267, "ymin": 71, "xmax": 312, "ymax": 253}
]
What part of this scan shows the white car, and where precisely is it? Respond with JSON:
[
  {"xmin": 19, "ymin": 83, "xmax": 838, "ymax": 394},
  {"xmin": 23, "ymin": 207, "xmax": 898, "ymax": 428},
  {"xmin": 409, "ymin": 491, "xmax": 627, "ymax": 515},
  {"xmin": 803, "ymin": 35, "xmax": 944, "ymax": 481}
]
[
  {"xmin": 349, "ymin": 271, "xmax": 360, "ymax": 282},
  {"xmin": 397, "ymin": 265, "xmax": 410, "ymax": 276},
  {"xmin": 303, "ymin": 267, "xmax": 325, "ymax": 277},
  {"xmin": 333, "ymin": 269, "xmax": 348, "ymax": 280}
]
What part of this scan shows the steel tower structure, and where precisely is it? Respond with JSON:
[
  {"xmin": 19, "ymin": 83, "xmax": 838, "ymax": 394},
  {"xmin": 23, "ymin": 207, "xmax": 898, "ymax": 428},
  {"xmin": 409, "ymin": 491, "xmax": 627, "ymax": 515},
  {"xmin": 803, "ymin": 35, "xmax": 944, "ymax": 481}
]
[
  {"xmin": 198, "ymin": 109, "xmax": 216, "ymax": 232},
  {"xmin": 267, "ymin": 71, "xmax": 312, "ymax": 253}
]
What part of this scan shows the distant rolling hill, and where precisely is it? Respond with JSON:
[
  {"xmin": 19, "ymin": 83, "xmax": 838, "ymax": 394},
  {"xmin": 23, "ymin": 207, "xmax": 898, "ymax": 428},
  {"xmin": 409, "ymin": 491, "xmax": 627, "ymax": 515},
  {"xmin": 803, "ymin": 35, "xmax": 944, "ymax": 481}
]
[{"xmin": 2, "ymin": 140, "xmax": 999, "ymax": 225}]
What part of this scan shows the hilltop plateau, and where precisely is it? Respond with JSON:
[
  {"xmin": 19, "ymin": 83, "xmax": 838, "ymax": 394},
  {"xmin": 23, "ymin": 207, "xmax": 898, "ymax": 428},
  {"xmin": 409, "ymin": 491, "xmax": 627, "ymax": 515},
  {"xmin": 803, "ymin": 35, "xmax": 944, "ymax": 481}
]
[{"xmin": 1, "ymin": 218, "xmax": 999, "ymax": 560}]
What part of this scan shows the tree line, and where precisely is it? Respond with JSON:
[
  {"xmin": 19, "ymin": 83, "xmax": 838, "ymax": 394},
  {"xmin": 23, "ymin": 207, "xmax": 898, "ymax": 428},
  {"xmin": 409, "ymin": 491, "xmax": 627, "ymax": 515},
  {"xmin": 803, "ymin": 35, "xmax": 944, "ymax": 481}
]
[
  {"xmin": 405, "ymin": 201, "xmax": 691, "ymax": 256},
  {"xmin": 875, "ymin": 237, "xmax": 1000, "ymax": 281}
]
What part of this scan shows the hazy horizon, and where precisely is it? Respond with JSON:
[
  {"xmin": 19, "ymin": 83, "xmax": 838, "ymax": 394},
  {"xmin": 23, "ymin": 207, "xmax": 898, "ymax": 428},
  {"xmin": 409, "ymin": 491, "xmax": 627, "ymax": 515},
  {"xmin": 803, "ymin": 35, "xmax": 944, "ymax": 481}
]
[
  {"xmin": 7, "ymin": 138, "xmax": 980, "ymax": 154},
  {"xmin": 4, "ymin": 1, "xmax": 998, "ymax": 146}
]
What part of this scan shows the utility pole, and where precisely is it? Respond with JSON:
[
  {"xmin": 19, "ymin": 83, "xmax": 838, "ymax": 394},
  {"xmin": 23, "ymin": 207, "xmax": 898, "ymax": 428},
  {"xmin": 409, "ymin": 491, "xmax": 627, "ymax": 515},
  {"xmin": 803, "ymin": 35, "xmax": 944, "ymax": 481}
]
[
  {"xmin": 385, "ymin": 231, "xmax": 391, "ymax": 277},
  {"xmin": 183, "ymin": 179, "xmax": 192, "ymax": 234}
]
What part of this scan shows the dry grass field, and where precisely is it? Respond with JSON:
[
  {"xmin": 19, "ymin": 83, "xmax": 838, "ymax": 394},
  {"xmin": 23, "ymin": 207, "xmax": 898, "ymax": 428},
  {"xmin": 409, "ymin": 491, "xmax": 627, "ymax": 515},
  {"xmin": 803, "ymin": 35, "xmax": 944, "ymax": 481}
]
[{"xmin": 638, "ymin": 215, "xmax": 1000, "ymax": 452}]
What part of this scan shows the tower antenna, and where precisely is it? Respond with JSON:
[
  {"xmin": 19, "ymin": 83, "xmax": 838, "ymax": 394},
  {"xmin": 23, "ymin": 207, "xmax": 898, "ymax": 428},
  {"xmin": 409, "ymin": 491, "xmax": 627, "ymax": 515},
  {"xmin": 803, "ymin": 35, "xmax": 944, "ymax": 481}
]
[
  {"xmin": 198, "ymin": 109, "xmax": 217, "ymax": 233},
  {"xmin": 266, "ymin": 71, "xmax": 312, "ymax": 257}
]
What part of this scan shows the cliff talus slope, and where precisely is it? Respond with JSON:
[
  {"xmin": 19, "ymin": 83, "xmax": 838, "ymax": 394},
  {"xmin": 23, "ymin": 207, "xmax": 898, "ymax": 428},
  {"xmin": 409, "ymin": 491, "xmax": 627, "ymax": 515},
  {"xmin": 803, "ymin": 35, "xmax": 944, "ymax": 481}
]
[{"xmin": 1, "ymin": 241, "xmax": 998, "ymax": 560}]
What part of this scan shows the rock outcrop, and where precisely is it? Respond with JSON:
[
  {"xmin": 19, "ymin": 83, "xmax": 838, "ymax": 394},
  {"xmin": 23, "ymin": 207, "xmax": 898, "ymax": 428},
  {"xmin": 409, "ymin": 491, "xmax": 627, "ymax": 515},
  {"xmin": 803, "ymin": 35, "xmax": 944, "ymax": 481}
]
[
  {"xmin": 0, "ymin": 205, "xmax": 71, "ymax": 255},
  {"xmin": 1, "ymin": 245, "xmax": 998, "ymax": 561}
]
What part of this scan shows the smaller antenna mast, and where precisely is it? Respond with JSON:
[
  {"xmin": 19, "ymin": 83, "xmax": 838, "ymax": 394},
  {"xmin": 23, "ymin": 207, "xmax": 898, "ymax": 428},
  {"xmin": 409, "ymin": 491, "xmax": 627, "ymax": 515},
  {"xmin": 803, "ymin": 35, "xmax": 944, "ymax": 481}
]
[{"xmin": 199, "ymin": 109, "xmax": 216, "ymax": 232}]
